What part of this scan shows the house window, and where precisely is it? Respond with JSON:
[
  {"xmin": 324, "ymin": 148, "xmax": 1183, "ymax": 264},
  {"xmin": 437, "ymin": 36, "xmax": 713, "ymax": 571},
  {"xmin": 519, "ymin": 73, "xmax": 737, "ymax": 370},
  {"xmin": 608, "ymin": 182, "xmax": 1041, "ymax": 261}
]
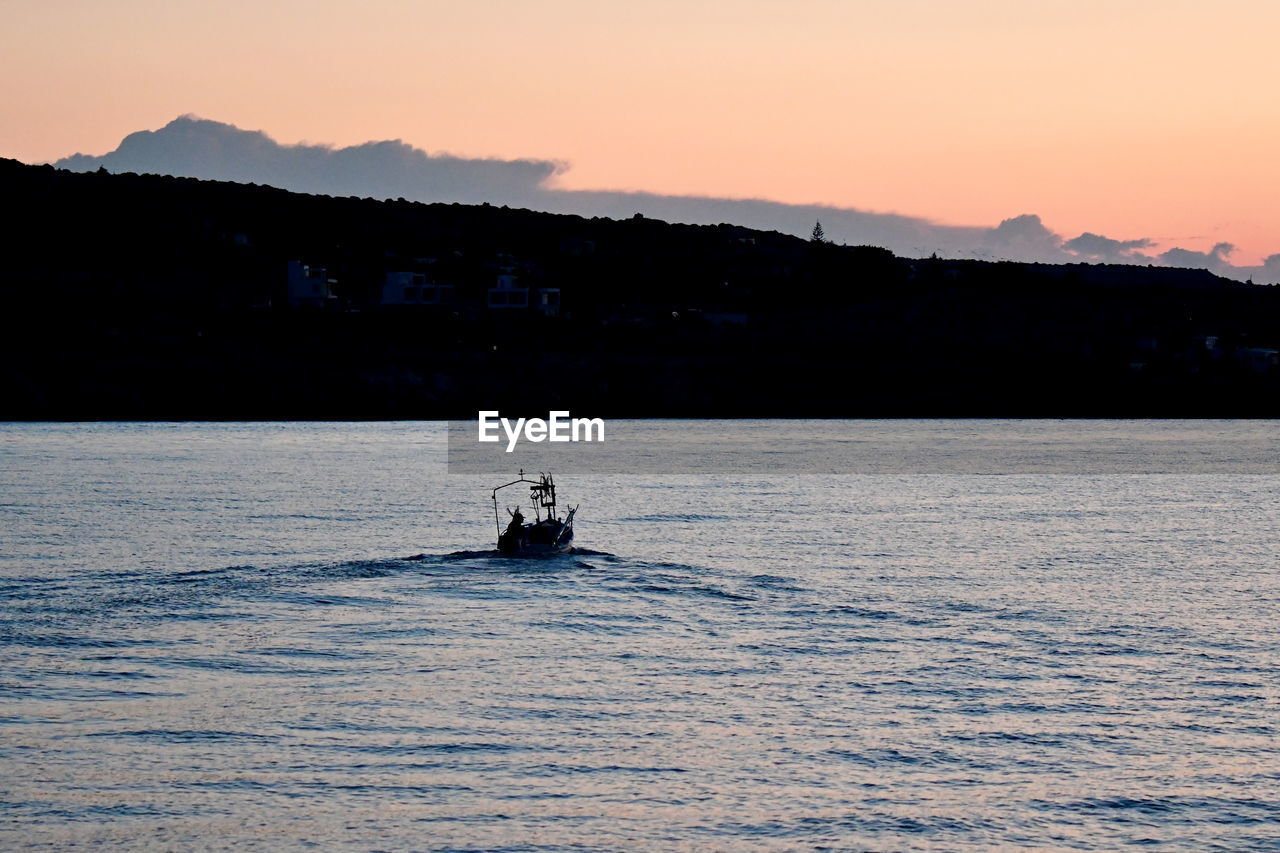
[
  {"xmin": 404, "ymin": 287, "xmax": 418, "ymax": 301},
  {"xmin": 422, "ymin": 286, "xmax": 436, "ymax": 301}
]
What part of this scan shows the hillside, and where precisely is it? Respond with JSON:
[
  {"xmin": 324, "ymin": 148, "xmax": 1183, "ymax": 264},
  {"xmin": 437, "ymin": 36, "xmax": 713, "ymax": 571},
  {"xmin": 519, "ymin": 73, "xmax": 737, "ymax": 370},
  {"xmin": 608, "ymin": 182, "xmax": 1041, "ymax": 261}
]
[{"xmin": 2, "ymin": 158, "xmax": 1278, "ymax": 418}]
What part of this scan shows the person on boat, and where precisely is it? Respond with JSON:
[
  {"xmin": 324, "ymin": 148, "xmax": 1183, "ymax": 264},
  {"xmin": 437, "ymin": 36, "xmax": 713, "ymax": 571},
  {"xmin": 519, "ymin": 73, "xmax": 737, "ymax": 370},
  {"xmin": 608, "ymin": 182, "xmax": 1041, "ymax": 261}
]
[{"xmin": 506, "ymin": 508, "xmax": 525, "ymax": 533}]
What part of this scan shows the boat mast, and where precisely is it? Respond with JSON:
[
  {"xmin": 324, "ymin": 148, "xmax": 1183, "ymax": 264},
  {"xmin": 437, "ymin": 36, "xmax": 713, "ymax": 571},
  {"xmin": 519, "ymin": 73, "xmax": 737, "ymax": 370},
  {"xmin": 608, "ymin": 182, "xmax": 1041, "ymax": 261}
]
[
  {"xmin": 492, "ymin": 468, "xmax": 529, "ymax": 536},
  {"xmin": 490, "ymin": 471, "xmax": 562, "ymax": 535}
]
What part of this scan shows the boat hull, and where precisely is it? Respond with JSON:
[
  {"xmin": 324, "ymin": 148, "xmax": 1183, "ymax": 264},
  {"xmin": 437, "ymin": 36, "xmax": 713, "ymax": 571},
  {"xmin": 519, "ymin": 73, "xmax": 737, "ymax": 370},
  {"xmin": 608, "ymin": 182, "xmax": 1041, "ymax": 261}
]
[{"xmin": 497, "ymin": 521, "xmax": 574, "ymax": 557}]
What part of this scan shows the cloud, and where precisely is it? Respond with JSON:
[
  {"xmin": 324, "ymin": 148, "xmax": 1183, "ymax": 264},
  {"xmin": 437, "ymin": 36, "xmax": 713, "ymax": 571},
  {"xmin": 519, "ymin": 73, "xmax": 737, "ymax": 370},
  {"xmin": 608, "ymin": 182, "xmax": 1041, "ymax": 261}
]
[
  {"xmin": 1157, "ymin": 242, "xmax": 1235, "ymax": 273},
  {"xmin": 57, "ymin": 115, "xmax": 562, "ymax": 206},
  {"xmin": 1261, "ymin": 254, "xmax": 1280, "ymax": 284},
  {"xmin": 1062, "ymin": 232, "xmax": 1155, "ymax": 263},
  {"xmin": 983, "ymin": 214, "xmax": 1065, "ymax": 263},
  {"xmin": 53, "ymin": 115, "xmax": 1269, "ymax": 281}
]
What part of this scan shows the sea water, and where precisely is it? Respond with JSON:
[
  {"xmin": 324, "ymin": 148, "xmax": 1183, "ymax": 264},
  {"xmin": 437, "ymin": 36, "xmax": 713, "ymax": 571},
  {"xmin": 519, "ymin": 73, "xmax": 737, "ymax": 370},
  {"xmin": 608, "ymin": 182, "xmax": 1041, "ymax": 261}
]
[{"xmin": 2, "ymin": 421, "xmax": 1278, "ymax": 850}]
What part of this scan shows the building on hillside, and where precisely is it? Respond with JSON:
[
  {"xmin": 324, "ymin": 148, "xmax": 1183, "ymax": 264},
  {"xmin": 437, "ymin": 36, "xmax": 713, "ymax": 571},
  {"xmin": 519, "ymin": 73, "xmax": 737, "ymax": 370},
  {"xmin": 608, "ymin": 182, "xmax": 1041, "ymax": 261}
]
[
  {"xmin": 286, "ymin": 260, "xmax": 336, "ymax": 308},
  {"xmin": 532, "ymin": 287, "xmax": 561, "ymax": 317},
  {"xmin": 488, "ymin": 271, "xmax": 529, "ymax": 309},
  {"xmin": 381, "ymin": 271, "xmax": 455, "ymax": 306}
]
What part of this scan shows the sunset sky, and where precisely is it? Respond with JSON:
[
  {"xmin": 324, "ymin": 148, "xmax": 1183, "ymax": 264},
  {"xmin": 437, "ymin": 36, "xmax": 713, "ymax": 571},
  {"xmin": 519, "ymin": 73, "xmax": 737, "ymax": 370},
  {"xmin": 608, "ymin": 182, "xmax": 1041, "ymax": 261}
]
[{"xmin": 3, "ymin": 0, "xmax": 1276, "ymax": 265}]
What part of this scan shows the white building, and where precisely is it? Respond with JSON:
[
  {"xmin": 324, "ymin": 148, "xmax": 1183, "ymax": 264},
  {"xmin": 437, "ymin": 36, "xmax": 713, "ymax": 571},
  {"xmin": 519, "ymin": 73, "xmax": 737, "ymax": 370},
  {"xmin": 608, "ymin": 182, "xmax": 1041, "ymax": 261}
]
[
  {"xmin": 381, "ymin": 271, "xmax": 454, "ymax": 306},
  {"xmin": 488, "ymin": 272, "xmax": 529, "ymax": 308},
  {"xmin": 487, "ymin": 261, "xmax": 561, "ymax": 315},
  {"xmin": 286, "ymin": 260, "xmax": 336, "ymax": 308},
  {"xmin": 533, "ymin": 287, "xmax": 561, "ymax": 317}
]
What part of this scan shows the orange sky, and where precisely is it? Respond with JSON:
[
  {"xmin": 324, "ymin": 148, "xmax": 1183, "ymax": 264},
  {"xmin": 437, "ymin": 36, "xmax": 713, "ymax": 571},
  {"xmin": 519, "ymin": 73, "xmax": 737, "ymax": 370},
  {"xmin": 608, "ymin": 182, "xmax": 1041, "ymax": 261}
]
[{"xmin": 3, "ymin": 0, "xmax": 1276, "ymax": 264}]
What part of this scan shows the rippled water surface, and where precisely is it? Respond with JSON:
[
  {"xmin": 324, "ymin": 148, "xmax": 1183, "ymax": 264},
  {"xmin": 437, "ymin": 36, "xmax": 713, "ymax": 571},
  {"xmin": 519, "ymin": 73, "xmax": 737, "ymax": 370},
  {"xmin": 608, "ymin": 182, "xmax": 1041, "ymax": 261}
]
[{"xmin": 2, "ymin": 422, "xmax": 1279, "ymax": 850}]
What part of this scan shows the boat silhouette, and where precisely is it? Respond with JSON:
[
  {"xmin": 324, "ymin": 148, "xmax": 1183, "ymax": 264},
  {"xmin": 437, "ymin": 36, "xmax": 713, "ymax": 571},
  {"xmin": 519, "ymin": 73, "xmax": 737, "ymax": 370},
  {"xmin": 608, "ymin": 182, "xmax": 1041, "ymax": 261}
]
[{"xmin": 491, "ymin": 471, "xmax": 578, "ymax": 556}]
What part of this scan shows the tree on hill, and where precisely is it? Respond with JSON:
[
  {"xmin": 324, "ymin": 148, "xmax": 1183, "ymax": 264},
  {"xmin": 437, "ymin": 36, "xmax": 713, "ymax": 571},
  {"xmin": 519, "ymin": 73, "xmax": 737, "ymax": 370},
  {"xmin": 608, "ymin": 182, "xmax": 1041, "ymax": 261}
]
[{"xmin": 810, "ymin": 220, "xmax": 827, "ymax": 244}]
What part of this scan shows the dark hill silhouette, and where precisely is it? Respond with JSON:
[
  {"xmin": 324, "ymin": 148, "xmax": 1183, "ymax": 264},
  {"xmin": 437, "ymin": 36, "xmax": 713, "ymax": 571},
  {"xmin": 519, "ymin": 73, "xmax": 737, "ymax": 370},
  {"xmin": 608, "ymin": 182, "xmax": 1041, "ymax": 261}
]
[
  {"xmin": 2, "ymin": 157, "xmax": 1277, "ymax": 418},
  {"xmin": 51, "ymin": 116, "xmax": 986, "ymax": 261}
]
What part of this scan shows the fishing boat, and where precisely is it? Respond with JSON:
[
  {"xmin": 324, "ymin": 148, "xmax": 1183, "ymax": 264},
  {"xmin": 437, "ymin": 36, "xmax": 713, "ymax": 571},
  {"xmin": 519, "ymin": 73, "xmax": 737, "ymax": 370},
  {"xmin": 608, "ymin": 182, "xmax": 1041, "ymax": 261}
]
[{"xmin": 491, "ymin": 471, "xmax": 577, "ymax": 556}]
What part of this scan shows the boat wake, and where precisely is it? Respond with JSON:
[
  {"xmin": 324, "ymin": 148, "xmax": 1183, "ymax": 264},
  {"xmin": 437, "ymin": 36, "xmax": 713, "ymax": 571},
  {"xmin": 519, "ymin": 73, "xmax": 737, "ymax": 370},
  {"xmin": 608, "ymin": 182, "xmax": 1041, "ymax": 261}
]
[{"xmin": 405, "ymin": 547, "xmax": 616, "ymax": 562}]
